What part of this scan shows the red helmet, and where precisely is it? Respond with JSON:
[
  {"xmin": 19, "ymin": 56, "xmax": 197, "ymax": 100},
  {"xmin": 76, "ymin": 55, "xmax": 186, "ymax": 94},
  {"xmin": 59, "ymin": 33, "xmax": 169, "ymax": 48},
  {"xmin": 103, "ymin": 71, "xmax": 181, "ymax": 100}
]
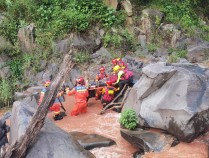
[
  {"xmin": 106, "ymin": 81, "xmax": 112, "ymax": 86},
  {"xmin": 76, "ymin": 77, "xmax": 85, "ymax": 85},
  {"xmin": 99, "ymin": 66, "xmax": 105, "ymax": 71},
  {"xmin": 112, "ymin": 59, "xmax": 117, "ymax": 64}
]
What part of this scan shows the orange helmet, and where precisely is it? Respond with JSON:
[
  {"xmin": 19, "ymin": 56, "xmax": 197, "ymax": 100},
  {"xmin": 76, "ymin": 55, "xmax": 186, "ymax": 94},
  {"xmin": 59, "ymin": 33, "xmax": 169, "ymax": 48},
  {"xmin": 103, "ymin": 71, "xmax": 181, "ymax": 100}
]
[
  {"xmin": 99, "ymin": 66, "xmax": 105, "ymax": 71},
  {"xmin": 44, "ymin": 80, "xmax": 51, "ymax": 87},
  {"xmin": 76, "ymin": 77, "xmax": 85, "ymax": 85},
  {"xmin": 106, "ymin": 81, "xmax": 112, "ymax": 86}
]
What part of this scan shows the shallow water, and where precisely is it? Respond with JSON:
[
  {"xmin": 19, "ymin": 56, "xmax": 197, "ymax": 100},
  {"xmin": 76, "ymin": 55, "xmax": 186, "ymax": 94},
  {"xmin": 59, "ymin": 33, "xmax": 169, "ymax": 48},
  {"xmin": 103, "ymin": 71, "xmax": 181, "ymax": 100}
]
[
  {"xmin": 48, "ymin": 95, "xmax": 209, "ymax": 158},
  {"xmin": 48, "ymin": 96, "xmax": 138, "ymax": 158}
]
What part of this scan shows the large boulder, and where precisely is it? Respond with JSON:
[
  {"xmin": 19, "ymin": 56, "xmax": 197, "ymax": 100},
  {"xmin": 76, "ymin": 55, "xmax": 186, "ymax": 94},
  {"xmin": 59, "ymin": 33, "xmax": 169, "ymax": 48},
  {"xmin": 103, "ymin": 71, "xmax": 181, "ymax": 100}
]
[
  {"xmin": 10, "ymin": 97, "xmax": 95, "ymax": 158},
  {"xmin": 123, "ymin": 62, "xmax": 209, "ymax": 142},
  {"xmin": 120, "ymin": 128, "xmax": 175, "ymax": 152}
]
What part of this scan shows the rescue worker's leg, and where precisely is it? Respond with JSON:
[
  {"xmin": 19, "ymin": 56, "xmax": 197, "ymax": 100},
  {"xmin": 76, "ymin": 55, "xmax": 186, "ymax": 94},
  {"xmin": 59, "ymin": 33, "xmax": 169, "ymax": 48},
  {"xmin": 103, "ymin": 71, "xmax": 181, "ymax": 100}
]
[
  {"xmin": 71, "ymin": 103, "xmax": 80, "ymax": 116},
  {"xmin": 50, "ymin": 103, "xmax": 63, "ymax": 121},
  {"xmin": 95, "ymin": 87, "xmax": 103, "ymax": 100},
  {"xmin": 54, "ymin": 112, "xmax": 63, "ymax": 121},
  {"xmin": 79, "ymin": 102, "xmax": 87, "ymax": 113}
]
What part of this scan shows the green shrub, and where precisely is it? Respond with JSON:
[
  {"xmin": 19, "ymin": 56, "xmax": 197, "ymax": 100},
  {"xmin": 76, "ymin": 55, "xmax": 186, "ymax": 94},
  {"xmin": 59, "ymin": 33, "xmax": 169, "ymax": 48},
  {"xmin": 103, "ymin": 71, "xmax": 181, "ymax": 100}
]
[
  {"xmin": 147, "ymin": 43, "xmax": 158, "ymax": 52},
  {"xmin": 119, "ymin": 108, "xmax": 138, "ymax": 130},
  {"xmin": 176, "ymin": 50, "xmax": 187, "ymax": 58},
  {"xmin": 0, "ymin": 79, "xmax": 13, "ymax": 107},
  {"xmin": 74, "ymin": 51, "xmax": 90, "ymax": 63},
  {"xmin": 103, "ymin": 29, "xmax": 137, "ymax": 52}
]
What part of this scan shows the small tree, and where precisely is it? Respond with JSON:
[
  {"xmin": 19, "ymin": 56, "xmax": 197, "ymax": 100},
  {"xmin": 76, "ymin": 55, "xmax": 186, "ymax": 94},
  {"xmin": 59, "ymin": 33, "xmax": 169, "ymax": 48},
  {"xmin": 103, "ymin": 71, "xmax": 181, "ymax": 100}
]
[{"xmin": 119, "ymin": 108, "xmax": 138, "ymax": 130}]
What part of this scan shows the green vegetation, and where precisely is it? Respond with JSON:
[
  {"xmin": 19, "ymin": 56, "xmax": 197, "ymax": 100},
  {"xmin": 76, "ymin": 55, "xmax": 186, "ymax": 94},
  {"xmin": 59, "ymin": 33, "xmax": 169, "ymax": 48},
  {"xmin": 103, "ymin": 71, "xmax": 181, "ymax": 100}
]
[
  {"xmin": 167, "ymin": 49, "xmax": 188, "ymax": 63},
  {"xmin": 74, "ymin": 51, "xmax": 90, "ymax": 63},
  {"xmin": 0, "ymin": 0, "xmax": 125, "ymax": 45},
  {"xmin": 103, "ymin": 29, "xmax": 137, "ymax": 53},
  {"xmin": 119, "ymin": 108, "xmax": 138, "ymax": 130},
  {"xmin": 0, "ymin": 79, "xmax": 13, "ymax": 107}
]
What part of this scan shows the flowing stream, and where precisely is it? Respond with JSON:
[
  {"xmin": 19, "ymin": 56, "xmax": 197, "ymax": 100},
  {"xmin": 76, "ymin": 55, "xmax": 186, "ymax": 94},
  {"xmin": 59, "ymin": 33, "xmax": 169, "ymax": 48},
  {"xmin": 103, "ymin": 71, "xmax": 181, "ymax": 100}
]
[{"xmin": 48, "ymin": 95, "xmax": 138, "ymax": 158}]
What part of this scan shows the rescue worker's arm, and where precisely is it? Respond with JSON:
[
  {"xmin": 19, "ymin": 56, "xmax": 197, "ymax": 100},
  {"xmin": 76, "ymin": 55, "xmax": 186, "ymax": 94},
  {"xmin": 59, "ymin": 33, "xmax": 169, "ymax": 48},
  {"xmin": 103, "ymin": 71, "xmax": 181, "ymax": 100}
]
[
  {"xmin": 113, "ymin": 71, "xmax": 124, "ymax": 85},
  {"xmin": 113, "ymin": 87, "xmax": 119, "ymax": 91},
  {"xmin": 101, "ymin": 87, "xmax": 106, "ymax": 94},
  {"xmin": 95, "ymin": 74, "xmax": 99, "ymax": 81},
  {"xmin": 67, "ymin": 88, "xmax": 76, "ymax": 96},
  {"xmin": 57, "ymin": 91, "xmax": 64, "ymax": 97}
]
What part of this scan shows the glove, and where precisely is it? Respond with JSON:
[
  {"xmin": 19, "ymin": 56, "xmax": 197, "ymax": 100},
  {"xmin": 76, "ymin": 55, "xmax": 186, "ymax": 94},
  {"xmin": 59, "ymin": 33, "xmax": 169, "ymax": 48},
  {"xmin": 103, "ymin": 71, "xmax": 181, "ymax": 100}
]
[
  {"xmin": 57, "ymin": 91, "xmax": 63, "ymax": 97},
  {"xmin": 65, "ymin": 88, "xmax": 70, "ymax": 94}
]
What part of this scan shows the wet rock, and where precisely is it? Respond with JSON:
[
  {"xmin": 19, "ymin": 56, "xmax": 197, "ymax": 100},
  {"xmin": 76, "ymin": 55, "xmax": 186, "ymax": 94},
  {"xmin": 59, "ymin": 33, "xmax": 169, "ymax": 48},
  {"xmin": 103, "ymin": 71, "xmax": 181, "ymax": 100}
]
[
  {"xmin": 133, "ymin": 151, "xmax": 144, "ymax": 158},
  {"xmin": 90, "ymin": 47, "xmax": 112, "ymax": 65},
  {"xmin": 123, "ymin": 62, "xmax": 209, "ymax": 142},
  {"xmin": 187, "ymin": 42, "xmax": 209, "ymax": 63},
  {"xmin": 70, "ymin": 131, "xmax": 116, "ymax": 150},
  {"xmin": 122, "ymin": 55, "xmax": 144, "ymax": 81},
  {"xmin": 120, "ymin": 128, "xmax": 175, "ymax": 152},
  {"xmin": 0, "ymin": 112, "xmax": 11, "ymax": 149},
  {"xmin": 10, "ymin": 97, "xmax": 95, "ymax": 158}
]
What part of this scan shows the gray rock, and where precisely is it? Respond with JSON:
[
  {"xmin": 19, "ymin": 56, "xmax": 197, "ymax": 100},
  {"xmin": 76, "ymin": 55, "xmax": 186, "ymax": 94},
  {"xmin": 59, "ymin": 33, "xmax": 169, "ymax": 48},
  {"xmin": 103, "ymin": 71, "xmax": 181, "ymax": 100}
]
[
  {"xmin": 10, "ymin": 97, "xmax": 95, "ymax": 158},
  {"xmin": 123, "ymin": 55, "xmax": 144, "ymax": 80},
  {"xmin": 123, "ymin": 62, "xmax": 209, "ymax": 142},
  {"xmin": 90, "ymin": 47, "xmax": 112, "ymax": 64},
  {"xmin": 187, "ymin": 42, "xmax": 209, "ymax": 63},
  {"xmin": 70, "ymin": 131, "xmax": 116, "ymax": 150},
  {"xmin": 120, "ymin": 128, "xmax": 175, "ymax": 152}
]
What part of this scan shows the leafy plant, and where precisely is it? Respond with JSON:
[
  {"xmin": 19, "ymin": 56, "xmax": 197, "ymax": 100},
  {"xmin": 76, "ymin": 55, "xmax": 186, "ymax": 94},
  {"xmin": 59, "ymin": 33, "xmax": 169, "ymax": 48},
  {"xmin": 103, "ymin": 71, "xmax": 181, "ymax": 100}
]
[
  {"xmin": 0, "ymin": 79, "xmax": 13, "ymax": 107},
  {"xmin": 74, "ymin": 51, "xmax": 90, "ymax": 63},
  {"xmin": 147, "ymin": 43, "xmax": 158, "ymax": 52},
  {"xmin": 103, "ymin": 29, "xmax": 137, "ymax": 52},
  {"xmin": 119, "ymin": 108, "xmax": 138, "ymax": 130}
]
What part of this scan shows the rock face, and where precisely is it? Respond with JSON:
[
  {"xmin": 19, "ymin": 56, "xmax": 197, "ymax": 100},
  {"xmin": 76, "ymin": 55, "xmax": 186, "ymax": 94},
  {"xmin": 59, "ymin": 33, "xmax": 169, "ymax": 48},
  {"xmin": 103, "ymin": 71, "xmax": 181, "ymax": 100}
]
[
  {"xmin": 10, "ymin": 97, "xmax": 95, "ymax": 158},
  {"xmin": 18, "ymin": 23, "xmax": 36, "ymax": 53},
  {"xmin": 70, "ymin": 131, "xmax": 116, "ymax": 150},
  {"xmin": 123, "ymin": 62, "xmax": 209, "ymax": 142},
  {"xmin": 0, "ymin": 112, "xmax": 10, "ymax": 149},
  {"xmin": 120, "ymin": 128, "xmax": 175, "ymax": 152}
]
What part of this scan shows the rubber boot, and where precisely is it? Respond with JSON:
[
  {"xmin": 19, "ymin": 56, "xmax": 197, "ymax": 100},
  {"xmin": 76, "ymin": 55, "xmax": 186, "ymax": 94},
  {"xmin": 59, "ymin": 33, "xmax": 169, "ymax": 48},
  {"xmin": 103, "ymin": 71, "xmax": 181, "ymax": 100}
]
[{"xmin": 54, "ymin": 114, "xmax": 63, "ymax": 121}]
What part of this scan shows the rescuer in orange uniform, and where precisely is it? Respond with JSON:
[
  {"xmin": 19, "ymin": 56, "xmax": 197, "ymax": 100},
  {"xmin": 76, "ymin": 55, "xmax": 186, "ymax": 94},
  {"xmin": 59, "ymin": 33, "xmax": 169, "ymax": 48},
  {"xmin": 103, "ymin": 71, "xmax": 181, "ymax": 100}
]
[
  {"xmin": 95, "ymin": 66, "xmax": 108, "ymax": 81},
  {"xmin": 66, "ymin": 77, "xmax": 89, "ymax": 116},
  {"xmin": 38, "ymin": 80, "xmax": 51, "ymax": 105},
  {"xmin": 95, "ymin": 66, "xmax": 108, "ymax": 100},
  {"xmin": 39, "ymin": 80, "xmax": 64, "ymax": 121}
]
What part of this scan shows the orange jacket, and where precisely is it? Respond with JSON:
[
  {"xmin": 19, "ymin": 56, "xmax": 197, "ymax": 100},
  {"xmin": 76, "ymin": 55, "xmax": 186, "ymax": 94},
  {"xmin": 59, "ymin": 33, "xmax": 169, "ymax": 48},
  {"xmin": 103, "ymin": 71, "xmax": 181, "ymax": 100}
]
[{"xmin": 68, "ymin": 85, "xmax": 89, "ymax": 103}]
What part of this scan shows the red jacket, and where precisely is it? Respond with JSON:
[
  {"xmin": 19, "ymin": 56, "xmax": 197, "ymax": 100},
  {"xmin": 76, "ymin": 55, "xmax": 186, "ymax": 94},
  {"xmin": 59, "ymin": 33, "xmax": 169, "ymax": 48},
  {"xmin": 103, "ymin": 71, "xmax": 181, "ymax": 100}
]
[
  {"xmin": 96, "ymin": 72, "xmax": 108, "ymax": 81},
  {"xmin": 102, "ymin": 86, "xmax": 117, "ymax": 102}
]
